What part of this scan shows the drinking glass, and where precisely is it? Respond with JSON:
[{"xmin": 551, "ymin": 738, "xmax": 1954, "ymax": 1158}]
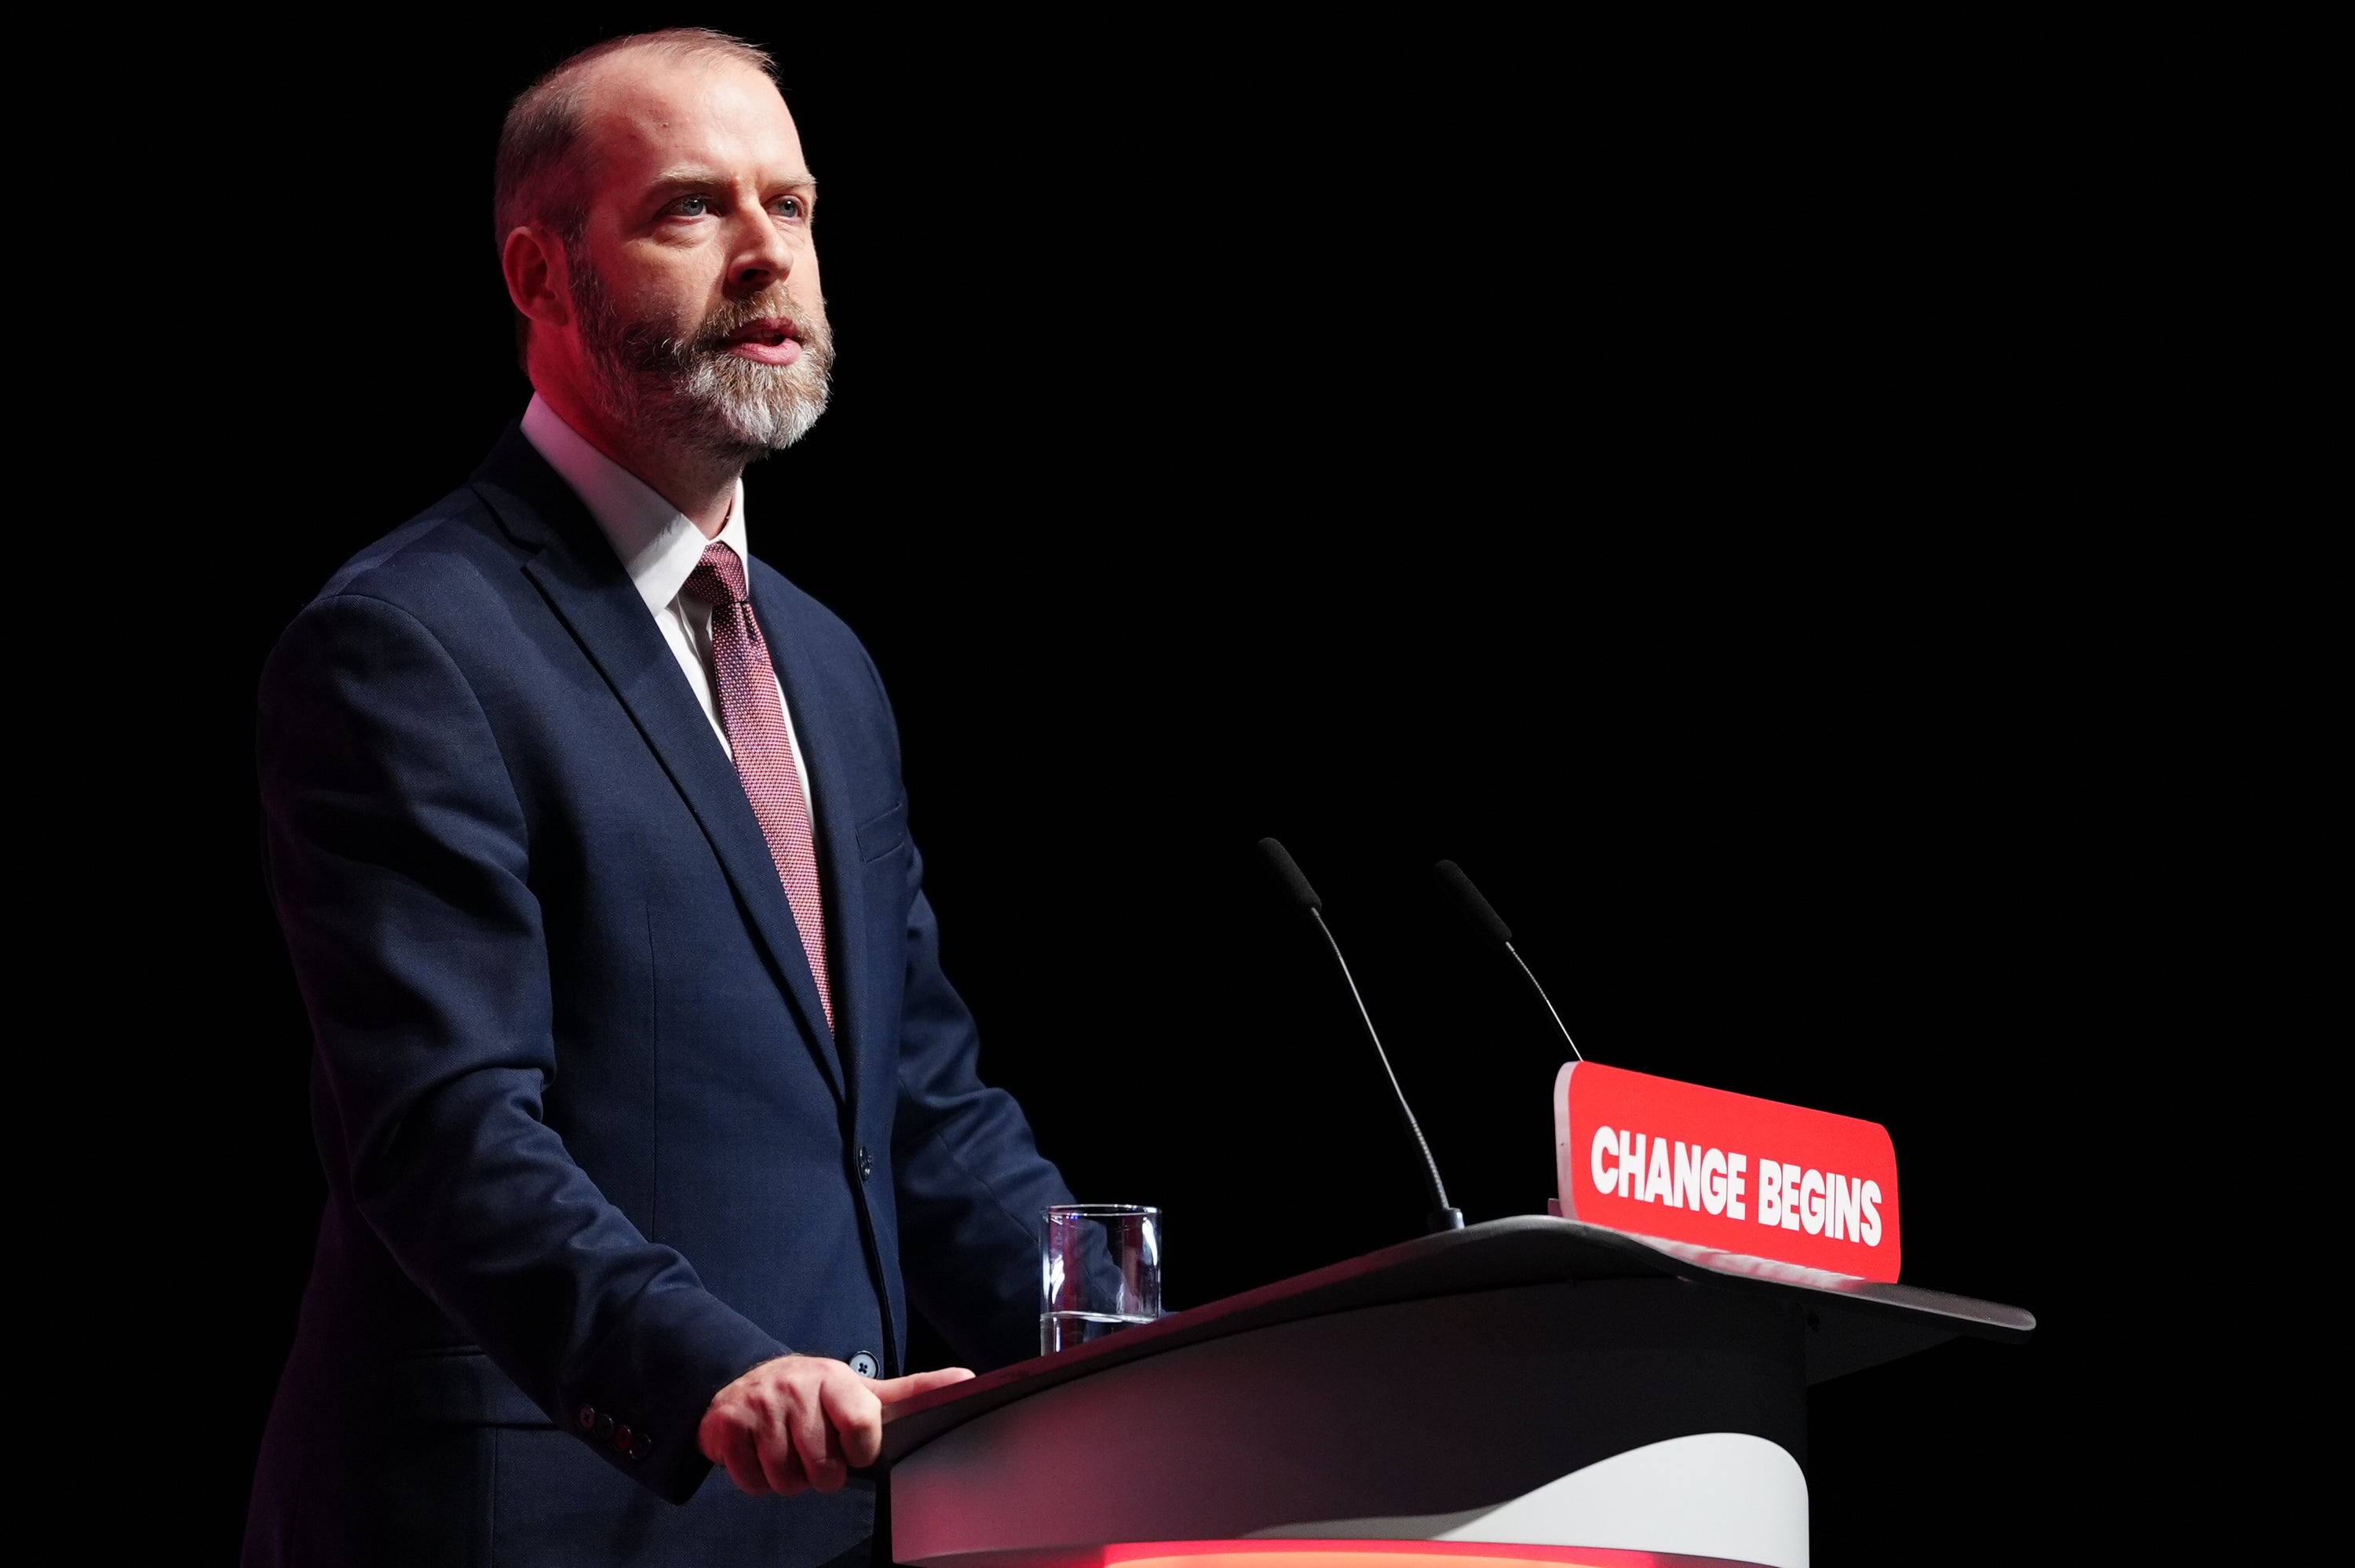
[{"xmin": 1041, "ymin": 1204, "xmax": 1162, "ymax": 1354}]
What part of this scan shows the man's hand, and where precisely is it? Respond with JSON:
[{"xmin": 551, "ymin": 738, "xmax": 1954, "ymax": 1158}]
[{"xmin": 699, "ymin": 1355, "xmax": 974, "ymax": 1495}]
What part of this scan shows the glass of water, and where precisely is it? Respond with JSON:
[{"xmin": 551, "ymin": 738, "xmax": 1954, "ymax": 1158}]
[{"xmin": 1041, "ymin": 1204, "xmax": 1162, "ymax": 1355}]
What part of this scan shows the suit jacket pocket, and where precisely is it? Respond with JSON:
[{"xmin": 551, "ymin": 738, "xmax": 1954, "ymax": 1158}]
[
  {"xmin": 392, "ymin": 1347, "xmax": 555, "ymax": 1428},
  {"xmin": 854, "ymin": 799, "xmax": 909, "ymax": 863}
]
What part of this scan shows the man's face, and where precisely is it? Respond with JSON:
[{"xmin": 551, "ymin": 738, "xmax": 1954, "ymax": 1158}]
[{"xmin": 560, "ymin": 56, "xmax": 834, "ymax": 457}]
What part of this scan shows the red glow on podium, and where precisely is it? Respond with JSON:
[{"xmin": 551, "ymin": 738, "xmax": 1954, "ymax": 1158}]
[{"xmin": 1095, "ymin": 1541, "xmax": 1764, "ymax": 1568}]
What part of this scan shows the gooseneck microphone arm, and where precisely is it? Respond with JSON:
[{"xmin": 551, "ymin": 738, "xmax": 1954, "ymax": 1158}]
[
  {"xmin": 1260, "ymin": 839, "xmax": 1464, "ymax": 1234},
  {"xmin": 1502, "ymin": 943, "xmax": 1583, "ymax": 1063},
  {"xmin": 1433, "ymin": 859, "xmax": 1582, "ymax": 1063},
  {"xmin": 1309, "ymin": 905, "xmax": 1459, "ymax": 1219}
]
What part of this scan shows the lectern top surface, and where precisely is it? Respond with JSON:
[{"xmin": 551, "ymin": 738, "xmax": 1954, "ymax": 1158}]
[{"xmin": 880, "ymin": 1216, "xmax": 2032, "ymax": 1465}]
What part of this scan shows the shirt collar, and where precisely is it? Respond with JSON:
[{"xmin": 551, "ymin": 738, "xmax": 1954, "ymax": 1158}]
[{"xmin": 520, "ymin": 392, "xmax": 751, "ymax": 614}]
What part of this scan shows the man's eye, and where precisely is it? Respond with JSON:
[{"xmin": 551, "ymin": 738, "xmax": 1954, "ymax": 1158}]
[
  {"xmin": 670, "ymin": 196, "xmax": 710, "ymax": 218},
  {"xmin": 775, "ymin": 196, "xmax": 804, "ymax": 221}
]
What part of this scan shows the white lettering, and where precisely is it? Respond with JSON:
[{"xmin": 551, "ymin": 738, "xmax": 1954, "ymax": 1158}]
[
  {"xmin": 1860, "ymin": 1180, "xmax": 1883, "ymax": 1246},
  {"xmin": 1780, "ymin": 1163, "xmax": 1804, "ymax": 1231},
  {"xmin": 1701, "ymin": 1147, "xmax": 1729, "ymax": 1215},
  {"xmin": 1591, "ymin": 1125, "xmax": 1620, "ymax": 1196},
  {"xmin": 1800, "ymin": 1168, "xmax": 1826, "ymax": 1235},
  {"xmin": 1619, "ymin": 1132, "xmax": 1646, "ymax": 1202},
  {"xmin": 1829, "ymin": 1173, "xmax": 1858, "ymax": 1242},
  {"xmin": 1757, "ymin": 1158, "xmax": 1783, "ymax": 1227},
  {"xmin": 1646, "ymin": 1136, "xmax": 1673, "ymax": 1206},
  {"xmin": 1670, "ymin": 1141, "xmax": 1703, "ymax": 1211},
  {"xmin": 1726, "ymin": 1154, "xmax": 1747, "ymax": 1220}
]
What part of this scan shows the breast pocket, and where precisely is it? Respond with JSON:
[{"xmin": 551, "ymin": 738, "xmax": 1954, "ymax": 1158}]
[{"xmin": 854, "ymin": 798, "xmax": 909, "ymax": 863}]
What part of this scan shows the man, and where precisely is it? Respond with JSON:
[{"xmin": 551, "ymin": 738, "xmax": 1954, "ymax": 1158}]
[{"xmin": 243, "ymin": 29, "xmax": 1075, "ymax": 1566}]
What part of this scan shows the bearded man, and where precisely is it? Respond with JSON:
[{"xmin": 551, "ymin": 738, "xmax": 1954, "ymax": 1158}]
[{"xmin": 243, "ymin": 30, "xmax": 1076, "ymax": 1567}]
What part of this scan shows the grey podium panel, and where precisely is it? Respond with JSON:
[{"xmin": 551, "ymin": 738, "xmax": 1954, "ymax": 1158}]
[{"xmin": 891, "ymin": 1278, "xmax": 1809, "ymax": 1563}]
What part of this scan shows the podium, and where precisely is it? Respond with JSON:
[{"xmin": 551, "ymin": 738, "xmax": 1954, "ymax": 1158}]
[{"xmin": 882, "ymin": 1217, "xmax": 2032, "ymax": 1568}]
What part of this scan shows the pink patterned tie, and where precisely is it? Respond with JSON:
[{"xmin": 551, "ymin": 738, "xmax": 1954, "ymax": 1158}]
[{"xmin": 684, "ymin": 542, "xmax": 832, "ymax": 1028}]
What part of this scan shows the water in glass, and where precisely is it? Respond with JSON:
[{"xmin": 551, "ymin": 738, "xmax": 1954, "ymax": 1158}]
[{"xmin": 1040, "ymin": 1204, "xmax": 1161, "ymax": 1355}]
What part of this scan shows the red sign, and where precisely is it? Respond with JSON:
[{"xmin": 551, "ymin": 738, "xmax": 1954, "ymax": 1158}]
[{"xmin": 1554, "ymin": 1062, "xmax": 1902, "ymax": 1282}]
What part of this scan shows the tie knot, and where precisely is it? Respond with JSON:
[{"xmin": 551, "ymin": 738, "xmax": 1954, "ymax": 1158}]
[{"xmin": 684, "ymin": 542, "xmax": 750, "ymax": 608}]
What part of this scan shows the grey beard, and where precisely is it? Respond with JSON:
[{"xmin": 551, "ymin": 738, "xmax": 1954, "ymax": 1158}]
[
  {"xmin": 671, "ymin": 348, "xmax": 831, "ymax": 453},
  {"xmin": 571, "ymin": 257, "xmax": 834, "ymax": 460}
]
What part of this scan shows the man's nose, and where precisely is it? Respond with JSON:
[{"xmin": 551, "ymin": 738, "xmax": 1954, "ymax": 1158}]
[{"xmin": 727, "ymin": 212, "xmax": 795, "ymax": 297}]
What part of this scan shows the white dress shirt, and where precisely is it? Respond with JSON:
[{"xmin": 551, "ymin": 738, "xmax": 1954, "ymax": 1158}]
[{"xmin": 521, "ymin": 395, "xmax": 814, "ymax": 818}]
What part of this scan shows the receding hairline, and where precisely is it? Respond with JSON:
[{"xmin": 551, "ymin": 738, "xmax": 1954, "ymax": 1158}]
[
  {"xmin": 562, "ymin": 38, "xmax": 788, "ymax": 127},
  {"xmin": 494, "ymin": 27, "xmax": 789, "ymax": 248}
]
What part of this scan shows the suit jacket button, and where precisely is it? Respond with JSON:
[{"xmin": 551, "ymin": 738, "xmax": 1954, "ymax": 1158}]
[
  {"xmin": 578, "ymin": 1405, "xmax": 597, "ymax": 1431},
  {"xmin": 849, "ymin": 1351, "xmax": 879, "ymax": 1377},
  {"xmin": 614, "ymin": 1424, "xmax": 633, "ymax": 1453},
  {"xmin": 856, "ymin": 1146, "xmax": 874, "ymax": 1182},
  {"xmin": 629, "ymin": 1431, "xmax": 653, "ymax": 1460},
  {"xmin": 595, "ymin": 1413, "xmax": 615, "ymax": 1441}
]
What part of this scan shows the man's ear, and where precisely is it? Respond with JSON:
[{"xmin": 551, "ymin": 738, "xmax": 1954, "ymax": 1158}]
[{"xmin": 502, "ymin": 226, "xmax": 573, "ymax": 330}]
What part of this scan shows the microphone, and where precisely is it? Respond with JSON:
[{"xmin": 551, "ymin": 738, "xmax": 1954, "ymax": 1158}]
[
  {"xmin": 1433, "ymin": 859, "xmax": 1583, "ymax": 1063},
  {"xmin": 1258, "ymin": 838, "xmax": 1464, "ymax": 1234}
]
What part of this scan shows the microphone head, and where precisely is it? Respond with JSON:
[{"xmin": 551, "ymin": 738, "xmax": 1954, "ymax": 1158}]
[
  {"xmin": 1434, "ymin": 859, "xmax": 1513, "ymax": 950},
  {"xmin": 1257, "ymin": 837, "xmax": 1324, "ymax": 913}
]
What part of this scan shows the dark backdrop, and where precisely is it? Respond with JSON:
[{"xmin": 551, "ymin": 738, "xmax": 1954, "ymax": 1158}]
[{"xmin": 133, "ymin": 18, "xmax": 2114, "ymax": 1563}]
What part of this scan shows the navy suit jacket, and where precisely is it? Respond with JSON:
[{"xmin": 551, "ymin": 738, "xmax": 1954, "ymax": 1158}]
[{"xmin": 243, "ymin": 425, "xmax": 1072, "ymax": 1566}]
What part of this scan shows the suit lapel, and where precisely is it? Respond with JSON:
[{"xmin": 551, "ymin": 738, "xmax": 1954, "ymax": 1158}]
[
  {"xmin": 470, "ymin": 429, "xmax": 846, "ymax": 1103},
  {"xmin": 756, "ymin": 589, "xmax": 874, "ymax": 1114}
]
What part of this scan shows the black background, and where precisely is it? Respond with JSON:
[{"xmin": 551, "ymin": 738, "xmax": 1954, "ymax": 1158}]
[{"xmin": 131, "ymin": 16, "xmax": 2134, "ymax": 1563}]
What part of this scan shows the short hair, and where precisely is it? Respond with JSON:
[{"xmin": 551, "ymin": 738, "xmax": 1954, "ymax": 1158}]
[
  {"xmin": 493, "ymin": 28, "xmax": 779, "ymax": 364},
  {"xmin": 494, "ymin": 27, "xmax": 778, "ymax": 250}
]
